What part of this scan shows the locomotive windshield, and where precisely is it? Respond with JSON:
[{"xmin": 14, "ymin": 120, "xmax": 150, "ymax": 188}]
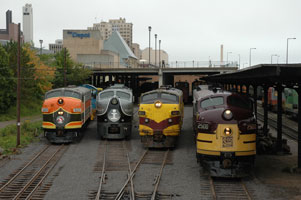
[
  {"xmin": 98, "ymin": 91, "xmax": 114, "ymax": 99},
  {"xmin": 45, "ymin": 90, "xmax": 81, "ymax": 99},
  {"xmin": 200, "ymin": 97, "xmax": 224, "ymax": 108},
  {"xmin": 141, "ymin": 92, "xmax": 158, "ymax": 103},
  {"xmin": 116, "ymin": 91, "xmax": 130, "ymax": 100},
  {"xmin": 227, "ymin": 95, "xmax": 253, "ymax": 110},
  {"xmin": 141, "ymin": 92, "xmax": 178, "ymax": 103},
  {"xmin": 45, "ymin": 91, "xmax": 61, "ymax": 99},
  {"xmin": 64, "ymin": 90, "xmax": 81, "ymax": 99},
  {"xmin": 161, "ymin": 92, "xmax": 178, "ymax": 103}
]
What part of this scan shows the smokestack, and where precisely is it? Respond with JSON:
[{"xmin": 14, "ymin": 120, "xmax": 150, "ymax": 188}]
[{"xmin": 220, "ymin": 44, "xmax": 224, "ymax": 63}]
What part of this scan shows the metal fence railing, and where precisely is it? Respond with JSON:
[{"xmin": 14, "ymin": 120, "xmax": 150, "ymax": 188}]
[{"xmin": 82, "ymin": 61, "xmax": 238, "ymax": 70}]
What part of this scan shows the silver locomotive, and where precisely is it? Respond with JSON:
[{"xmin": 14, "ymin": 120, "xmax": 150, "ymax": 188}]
[{"xmin": 96, "ymin": 84, "xmax": 134, "ymax": 139}]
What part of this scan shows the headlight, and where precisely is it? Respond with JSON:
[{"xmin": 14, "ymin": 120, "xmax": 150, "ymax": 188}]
[
  {"xmin": 145, "ymin": 118, "xmax": 149, "ymax": 123},
  {"xmin": 111, "ymin": 98, "xmax": 118, "ymax": 105},
  {"xmin": 58, "ymin": 111, "xmax": 64, "ymax": 115},
  {"xmin": 168, "ymin": 118, "xmax": 173, "ymax": 123},
  {"xmin": 224, "ymin": 127, "xmax": 232, "ymax": 136},
  {"xmin": 154, "ymin": 100, "xmax": 162, "ymax": 108},
  {"xmin": 222, "ymin": 109, "xmax": 233, "ymax": 120},
  {"xmin": 42, "ymin": 108, "xmax": 48, "ymax": 112},
  {"xmin": 108, "ymin": 109, "xmax": 121, "ymax": 122},
  {"xmin": 171, "ymin": 111, "xmax": 180, "ymax": 115},
  {"xmin": 73, "ymin": 108, "xmax": 81, "ymax": 113},
  {"xmin": 58, "ymin": 98, "xmax": 64, "ymax": 105},
  {"xmin": 138, "ymin": 111, "xmax": 146, "ymax": 115}
]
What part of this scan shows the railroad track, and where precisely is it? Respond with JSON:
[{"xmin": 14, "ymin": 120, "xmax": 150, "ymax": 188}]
[
  {"xmin": 257, "ymin": 111, "xmax": 298, "ymax": 141},
  {"xmin": 209, "ymin": 177, "xmax": 253, "ymax": 200},
  {"xmin": 91, "ymin": 140, "xmax": 173, "ymax": 200},
  {"xmin": 0, "ymin": 144, "xmax": 67, "ymax": 200}
]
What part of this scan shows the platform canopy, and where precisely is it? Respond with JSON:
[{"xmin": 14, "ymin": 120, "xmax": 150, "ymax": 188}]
[
  {"xmin": 204, "ymin": 63, "xmax": 301, "ymax": 169},
  {"xmin": 203, "ymin": 64, "xmax": 301, "ymax": 87}
]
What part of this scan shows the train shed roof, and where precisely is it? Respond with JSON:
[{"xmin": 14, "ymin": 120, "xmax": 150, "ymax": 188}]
[{"xmin": 203, "ymin": 64, "xmax": 301, "ymax": 87}]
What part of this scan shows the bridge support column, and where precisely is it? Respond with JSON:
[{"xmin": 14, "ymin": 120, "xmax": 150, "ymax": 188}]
[{"xmin": 158, "ymin": 68, "xmax": 163, "ymax": 87}]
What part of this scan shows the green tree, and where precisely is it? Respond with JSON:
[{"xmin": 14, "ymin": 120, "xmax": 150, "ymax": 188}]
[
  {"xmin": 0, "ymin": 45, "xmax": 15, "ymax": 113},
  {"xmin": 3, "ymin": 42, "xmax": 36, "ymax": 102},
  {"xmin": 52, "ymin": 48, "xmax": 91, "ymax": 88}
]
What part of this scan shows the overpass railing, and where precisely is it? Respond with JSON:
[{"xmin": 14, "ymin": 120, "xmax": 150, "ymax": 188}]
[
  {"xmin": 83, "ymin": 61, "xmax": 238, "ymax": 70},
  {"xmin": 168, "ymin": 61, "xmax": 238, "ymax": 68}
]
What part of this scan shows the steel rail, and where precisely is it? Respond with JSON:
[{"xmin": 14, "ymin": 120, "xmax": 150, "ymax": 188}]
[
  {"xmin": 95, "ymin": 141, "xmax": 107, "ymax": 200},
  {"xmin": 114, "ymin": 150, "xmax": 148, "ymax": 200},
  {"xmin": 125, "ymin": 141, "xmax": 135, "ymax": 200},
  {"xmin": 257, "ymin": 111, "xmax": 298, "ymax": 141},
  {"xmin": 241, "ymin": 180, "xmax": 252, "ymax": 200},
  {"xmin": 12, "ymin": 144, "xmax": 64, "ymax": 200},
  {"xmin": 151, "ymin": 149, "xmax": 169, "ymax": 200},
  {"xmin": 0, "ymin": 145, "xmax": 50, "ymax": 193},
  {"xmin": 24, "ymin": 145, "xmax": 68, "ymax": 200},
  {"xmin": 209, "ymin": 176, "xmax": 217, "ymax": 200}
]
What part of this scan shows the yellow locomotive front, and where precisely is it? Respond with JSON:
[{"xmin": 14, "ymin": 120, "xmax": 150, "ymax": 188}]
[
  {"xmin": 138, "ymin": 87, "xmax": 184, "ymax": 148},
  {"xmin": 195, "ymin": 91, "xmax": 256, "ymax": 177}
]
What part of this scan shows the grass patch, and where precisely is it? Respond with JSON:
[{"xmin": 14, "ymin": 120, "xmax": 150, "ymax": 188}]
[
  {"xmin": 0, "ymin": 99, "xmax": 42, "ymax": 122},
  {"xmin": 0, "ymin": 120, "xmax": 42, "ymax": 155}
]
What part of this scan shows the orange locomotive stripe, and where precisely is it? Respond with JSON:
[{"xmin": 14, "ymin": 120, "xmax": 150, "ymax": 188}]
[
  {"xmin": 42, "ymin": 97, "xmax": 82, "ymax": 114},
  {"xmin": 42, "ymin": 122, "xmax": 55, "ymax": 126}
]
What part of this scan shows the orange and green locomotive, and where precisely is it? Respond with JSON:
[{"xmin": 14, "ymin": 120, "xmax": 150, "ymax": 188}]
[
  {"xmin": 42, "ymin": 86, "xmax": 92, "ymax": 143},
  {"xmin": 138, "ymin": 86, "xmax": 184, "ymax": 148},
  {"xmin": 193, "ymin": 88, "xmax": 256, "ymax": 177}
]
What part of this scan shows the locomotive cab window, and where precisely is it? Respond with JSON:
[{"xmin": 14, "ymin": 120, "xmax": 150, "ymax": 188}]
[
  {"xmin": 99, "ymin": 91, "xmax": 114, "ymax": 99},
  {"xmin": 227, "ymin": 95, "xmax": 253, "ymax": 110},
  {"xmin": 141, "ymin": 93, "xmax": 158, "ymax": 103},
  {"xmin": 116, "ymin": 91, "xmax": 130, "ymax": 100},
  {"xmin": 200, "ymin": 97, "xmax": 224, "ymax": 109},
  {"xmin": 64, "ymin": 90, "xmax": 81, "ymax": 99},
  {"xmin": 161, "ymin": 93, "xmax": 178, "ymax": 103},
  {"xmin": 45, "ymin": 91, "xmax": 61, "ymax": 99}
]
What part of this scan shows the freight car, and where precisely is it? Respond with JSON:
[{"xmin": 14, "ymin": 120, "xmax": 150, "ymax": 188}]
[
  {"xmin": 42, "ymin": 86, "xmax": 92, "ymax": 143},
  {"xmin": 96, "ymin": 84, "xmax": 133, "ymax": 139},
  {"xmin": 138, "ymin": 85, "xmax": 184, "ymax": 148},
  {"xmin": 193, "ymin": 88, "xmax": 256, "ymax": 177}
]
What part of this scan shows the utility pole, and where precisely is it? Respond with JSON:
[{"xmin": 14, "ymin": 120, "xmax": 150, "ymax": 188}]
[
  {"xmin": 64, "ymin": 48, "xmax": 67, "ymax": 87},
  {"xmin": 17, "ymin": 23, "xmax": 21, "ymax": 147}
]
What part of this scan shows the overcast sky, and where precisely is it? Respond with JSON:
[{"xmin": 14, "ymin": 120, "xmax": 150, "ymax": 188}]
[{"xmin": 1, "ymin": 0, "xmax": 301, "ymax": 66}]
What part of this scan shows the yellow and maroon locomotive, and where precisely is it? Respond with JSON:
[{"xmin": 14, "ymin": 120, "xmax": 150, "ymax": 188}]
[
  {"xmin": 138, "ymin": 86, "xmax": 184, "ymax": 148},
  {"xmin": 193, "ymin": 88, "xmax": 256, "ymax": 177},
  {"xmin": 42, "ymin": 86, "xmax": 92, "ymax": 143}
]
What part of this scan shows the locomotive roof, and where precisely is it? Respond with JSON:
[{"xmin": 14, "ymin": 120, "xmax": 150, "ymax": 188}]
[
  {"xmin": 193, "ymin": 89, "xmax": 232, "ymax": 101},
  {"xmin": 142, "ymin": 87, "xmax": 183, "ymax": 97},
  {"xmin": 46, "ymin": 86, "xmax": 90, "ymax": 96},
  {"xmin": 101, "ymin": 84, "xmax": 132, "ymax": 94}
]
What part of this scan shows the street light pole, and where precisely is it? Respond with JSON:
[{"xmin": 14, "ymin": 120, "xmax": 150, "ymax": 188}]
[
  {"xmin": 238, "ymin": 54, "xmax": 240, "ymax": 69},
  {"xmin": 227, "ymin": 52, "xmax": 232, "ymax": 65},
  {"xmin": 286, "ymin": 37, "xmax": 296, "ymax": 64},
  {"xmin": 148, "ymin": 26, "xmax": 152, "ymax": 66},
  {"xmin": 249, "ymin": 48, "xmax": 256, "ymax": 67},
  {"xmin": 271, "ymin": 54, "xmax": 277, "ymax": 64},
  {"xmin": 155, "ymin": 34, "xmax": 157, "ymax": 67},
  {"xmin": 159, "ymin": 39, "xmax": 161, "ymax": 68}
]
